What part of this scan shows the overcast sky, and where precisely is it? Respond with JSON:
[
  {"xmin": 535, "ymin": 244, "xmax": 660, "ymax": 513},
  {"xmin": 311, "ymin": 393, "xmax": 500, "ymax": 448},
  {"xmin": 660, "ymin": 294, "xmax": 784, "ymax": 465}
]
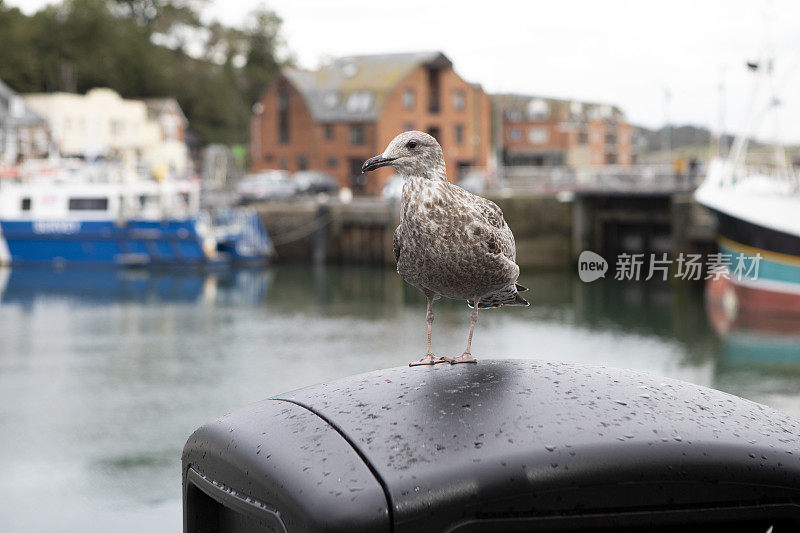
[{"xmin": 12, "ymin": 0, "xmax": 800, "ymax": 142}]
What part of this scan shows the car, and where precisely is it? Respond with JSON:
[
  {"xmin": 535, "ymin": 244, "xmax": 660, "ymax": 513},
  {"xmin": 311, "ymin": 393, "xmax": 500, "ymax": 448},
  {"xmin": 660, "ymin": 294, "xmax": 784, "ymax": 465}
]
[
  {"xmin": 236, "ymin": 171, "xmax": 297, "ymax": 202},
  {"xmin": 457, "ymin": 170, "xmax": 490, "ymax": 193},
  {"xmin": 292, "ymin": 170, "xmax": 339, "ymax": 195},
  {"xmin": 380, "ymin": 174, "xmax": 404, "ymax": 200}
]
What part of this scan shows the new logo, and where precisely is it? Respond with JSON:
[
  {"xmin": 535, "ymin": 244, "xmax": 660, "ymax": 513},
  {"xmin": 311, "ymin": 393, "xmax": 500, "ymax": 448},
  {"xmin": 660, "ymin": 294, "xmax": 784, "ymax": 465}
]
[{"xmin": 578, "ymin": 250, "xmax": 608, "ymax": 282}]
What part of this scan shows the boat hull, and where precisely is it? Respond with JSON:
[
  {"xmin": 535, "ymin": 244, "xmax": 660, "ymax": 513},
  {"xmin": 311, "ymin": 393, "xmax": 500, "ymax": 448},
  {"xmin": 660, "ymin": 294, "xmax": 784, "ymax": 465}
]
[
  {"xmin": 0, "ymin": 219, "xmax": 215, "ymax": 267},
  {"xmin": 704, "ymin": 207, "xmax": 800, "ymax": 316}
]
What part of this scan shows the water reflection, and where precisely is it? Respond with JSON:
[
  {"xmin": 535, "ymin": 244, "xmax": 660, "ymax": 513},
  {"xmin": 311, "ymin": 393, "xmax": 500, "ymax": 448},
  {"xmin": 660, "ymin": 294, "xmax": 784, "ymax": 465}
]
[
  {"xmin": 704, "ymin": 278, "xmax": 800, "ymax": 415},
  {"xmin": 0, "ymin": 265, "xmax": 799, "ymax": 532},
  {"xmin": 0, "ymin": 267, "xmax": 273, "ymax": 305}
]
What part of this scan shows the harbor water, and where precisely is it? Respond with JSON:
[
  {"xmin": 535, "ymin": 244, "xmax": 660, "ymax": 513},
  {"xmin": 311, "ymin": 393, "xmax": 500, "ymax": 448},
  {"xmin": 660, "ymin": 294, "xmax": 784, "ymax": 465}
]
[{"xmin": 1, "ymin": 265, "xmax": 799, "ymax": 532}]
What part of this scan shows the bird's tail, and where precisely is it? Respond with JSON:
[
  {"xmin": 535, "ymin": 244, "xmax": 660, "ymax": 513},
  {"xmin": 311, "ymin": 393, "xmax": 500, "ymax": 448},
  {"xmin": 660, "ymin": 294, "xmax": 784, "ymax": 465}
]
[{"xmin": 468, "ymin": 283, "xmax": 531, "ymax": 309}]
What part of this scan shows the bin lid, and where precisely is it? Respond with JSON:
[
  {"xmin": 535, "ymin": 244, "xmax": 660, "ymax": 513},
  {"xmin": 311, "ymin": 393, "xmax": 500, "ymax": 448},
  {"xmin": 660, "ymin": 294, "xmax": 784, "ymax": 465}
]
[
  {"xmin": 276, "ymin": 360, "xmax": 800, "ymax": 531},
  {"xmin": 185, "ymin": 360, "xmax": 800, "ymax": 532}
]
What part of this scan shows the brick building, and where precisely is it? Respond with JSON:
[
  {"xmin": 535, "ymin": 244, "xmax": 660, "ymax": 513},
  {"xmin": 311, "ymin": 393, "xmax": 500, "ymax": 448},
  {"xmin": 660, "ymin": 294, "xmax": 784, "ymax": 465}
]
[
  {"xmin": 492, "ymin": 94, "xmax": 633, "ymax": 169},
  {"xmin": 250, "ymin": 52, "xmax": 491, "ymax": 195}
]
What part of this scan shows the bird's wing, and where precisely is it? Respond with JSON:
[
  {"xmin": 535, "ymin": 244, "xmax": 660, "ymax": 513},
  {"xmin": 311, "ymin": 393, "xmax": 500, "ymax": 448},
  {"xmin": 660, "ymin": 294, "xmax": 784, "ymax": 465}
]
[
  {"xmin": 392, "ymin": 224, "xmax": 403, "ymax": 263},
  {"xmin": 451, "ymin": 184, "xmax": 517, "ymax": 262}
]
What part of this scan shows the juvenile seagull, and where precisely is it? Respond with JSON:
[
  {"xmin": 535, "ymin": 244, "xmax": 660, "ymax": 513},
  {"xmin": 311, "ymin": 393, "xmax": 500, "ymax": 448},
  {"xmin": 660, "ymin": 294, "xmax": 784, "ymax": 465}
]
[{"xmin": 362, "ymin": 131, "xmax": 529, "ymax": 366}]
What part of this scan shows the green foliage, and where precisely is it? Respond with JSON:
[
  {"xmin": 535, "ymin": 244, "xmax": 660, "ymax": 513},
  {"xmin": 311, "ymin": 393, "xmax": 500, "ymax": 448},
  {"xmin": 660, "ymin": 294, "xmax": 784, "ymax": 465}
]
[{"xmin": 0, "ymin": 0, "xmax": 285, "ymax": 144}]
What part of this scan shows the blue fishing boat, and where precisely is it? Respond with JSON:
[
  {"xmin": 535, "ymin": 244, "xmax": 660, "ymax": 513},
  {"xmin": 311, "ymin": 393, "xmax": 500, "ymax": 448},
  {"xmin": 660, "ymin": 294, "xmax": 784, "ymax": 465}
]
[{"xmin": 0, "ymin": 161, "xmax": 273, "ymax": 267}]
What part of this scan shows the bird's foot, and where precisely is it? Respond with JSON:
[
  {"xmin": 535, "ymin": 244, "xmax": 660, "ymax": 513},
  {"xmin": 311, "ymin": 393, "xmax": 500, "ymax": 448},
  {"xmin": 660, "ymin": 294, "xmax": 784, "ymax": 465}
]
[
  {"xmin": 445, "ymin": 352, "xmax": 478, "ymax": 365},
  {"xmin": 409, "ymin": 353, "xmax": 447, "ymax": 367}
]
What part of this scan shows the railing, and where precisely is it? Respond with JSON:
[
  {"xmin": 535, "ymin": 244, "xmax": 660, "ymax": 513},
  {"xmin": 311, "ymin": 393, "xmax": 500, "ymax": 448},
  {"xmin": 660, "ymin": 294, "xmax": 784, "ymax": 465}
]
[{"xmin": 458, "ymin": 164, "xmax": 704, "ymax": 195}]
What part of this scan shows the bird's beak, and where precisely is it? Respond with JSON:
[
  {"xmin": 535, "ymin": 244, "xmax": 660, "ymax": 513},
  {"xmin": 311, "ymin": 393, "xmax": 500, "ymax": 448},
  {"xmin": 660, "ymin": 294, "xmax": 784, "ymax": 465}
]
[{"xmin": 361, "ymin": 155, "xmax": 396, "ymax": 173}]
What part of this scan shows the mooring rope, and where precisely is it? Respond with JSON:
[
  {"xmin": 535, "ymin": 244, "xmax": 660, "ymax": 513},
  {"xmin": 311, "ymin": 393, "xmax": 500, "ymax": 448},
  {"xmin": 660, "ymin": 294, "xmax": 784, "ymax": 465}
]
[{"xmin": 268, "ymin": 212, "xmax": 331, "ymax": 246}]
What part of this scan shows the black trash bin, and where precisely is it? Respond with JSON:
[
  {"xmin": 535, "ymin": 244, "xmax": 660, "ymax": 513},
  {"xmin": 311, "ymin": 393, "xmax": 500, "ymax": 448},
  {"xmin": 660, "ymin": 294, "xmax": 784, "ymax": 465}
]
[{"xmin": 183, "ymin": 360, "xmax": 800, "ymax": 532}]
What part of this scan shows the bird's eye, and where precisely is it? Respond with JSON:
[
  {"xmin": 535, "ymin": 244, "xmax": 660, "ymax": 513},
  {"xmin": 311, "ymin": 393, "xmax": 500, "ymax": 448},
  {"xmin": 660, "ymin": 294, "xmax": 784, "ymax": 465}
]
[{"xmin": 406, "ymin": 140, "xmax": 417, "ymax": 149}]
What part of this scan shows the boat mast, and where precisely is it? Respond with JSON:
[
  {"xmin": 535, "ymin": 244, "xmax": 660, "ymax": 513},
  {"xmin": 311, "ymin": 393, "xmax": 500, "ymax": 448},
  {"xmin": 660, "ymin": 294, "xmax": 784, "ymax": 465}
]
[{"xmin": 726, "ymin": 0, "xmax": 795, "ymax": 187}]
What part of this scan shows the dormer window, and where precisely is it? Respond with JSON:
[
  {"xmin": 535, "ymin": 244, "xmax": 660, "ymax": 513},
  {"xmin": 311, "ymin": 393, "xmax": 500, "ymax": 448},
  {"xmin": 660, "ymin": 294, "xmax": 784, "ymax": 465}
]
[
  {"xmin": 346, "ymin": 92, "xmax": 373, "ymax": 114},
  {"xmin": 526, "ymin": 99, "xmax": 549, "ymax": 120},
  {"xmin": 323, "ymin": 92, "xmax": 339, "ymax": 109}
]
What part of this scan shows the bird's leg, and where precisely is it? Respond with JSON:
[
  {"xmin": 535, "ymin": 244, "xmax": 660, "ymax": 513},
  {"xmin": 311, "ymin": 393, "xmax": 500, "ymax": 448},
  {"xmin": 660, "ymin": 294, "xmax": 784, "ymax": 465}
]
[
  {"xmin": 448, "ymin": 298, "xmax": 479, "ymax": 364},
  {"xmin": 409, "ymin": 294, "xmax": 446, "ymax": 366}
]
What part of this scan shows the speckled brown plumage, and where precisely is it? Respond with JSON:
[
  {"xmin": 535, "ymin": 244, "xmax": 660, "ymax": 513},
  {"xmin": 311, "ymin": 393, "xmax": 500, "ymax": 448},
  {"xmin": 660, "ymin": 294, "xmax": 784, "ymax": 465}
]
[{"xmin": 363, "ymin": 131, "xmax": 529, "ymax": 366}]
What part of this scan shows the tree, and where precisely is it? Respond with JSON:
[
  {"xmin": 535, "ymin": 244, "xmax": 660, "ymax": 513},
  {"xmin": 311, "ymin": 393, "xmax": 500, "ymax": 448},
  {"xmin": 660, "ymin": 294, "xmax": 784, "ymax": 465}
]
[
  {"xmin": 242, "ymin": 6, "xmax": 283, "ymax": 105},
  {"xmin": 0, "ymin": 0, "xmax": 287, "ymax": 145}
]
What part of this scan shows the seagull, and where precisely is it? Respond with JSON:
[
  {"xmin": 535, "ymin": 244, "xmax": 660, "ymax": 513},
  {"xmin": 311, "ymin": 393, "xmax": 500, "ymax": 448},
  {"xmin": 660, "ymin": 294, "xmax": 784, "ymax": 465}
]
[{"xmin": 362, "ymin": 131, "xmax": 529, "ymax": 366}]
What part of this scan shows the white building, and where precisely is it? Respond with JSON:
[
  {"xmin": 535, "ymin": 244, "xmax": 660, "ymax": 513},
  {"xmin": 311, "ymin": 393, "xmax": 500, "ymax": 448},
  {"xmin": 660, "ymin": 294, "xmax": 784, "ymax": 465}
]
[
  {"xmin": 23, "ymin": 88, "xmax": 189, "ymax": 177},
  {"xmin": 143, "ymin": 98, "xmax": 190, "ymax": 178},
  {"xmin": 0, "ymin": 80, "xmax": 50, "ymax": 168}
]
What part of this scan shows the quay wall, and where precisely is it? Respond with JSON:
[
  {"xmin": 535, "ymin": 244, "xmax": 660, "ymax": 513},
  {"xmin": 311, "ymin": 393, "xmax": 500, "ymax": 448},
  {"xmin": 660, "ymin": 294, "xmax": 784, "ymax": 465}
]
[{"xmin": 253, "ymin": 192, "xmax": 713, "ymax": 268}]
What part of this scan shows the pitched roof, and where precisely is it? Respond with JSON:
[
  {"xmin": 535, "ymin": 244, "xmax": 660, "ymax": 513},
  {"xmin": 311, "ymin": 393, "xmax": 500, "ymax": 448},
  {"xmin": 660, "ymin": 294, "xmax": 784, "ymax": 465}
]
[
  {"xmin": 282, "ymin": 51, "xmax": 452, "ymax": 123},
  {"xmin": 0, "ymin": 79, "xmax": 46, "ymax": 127},
  {"xmin": 492, "ymin": 93, "xmax": 625, "ymax": 123},
  {"xmin": 143, "ymin": 97, "xmax": 188, "ymax": 124}
]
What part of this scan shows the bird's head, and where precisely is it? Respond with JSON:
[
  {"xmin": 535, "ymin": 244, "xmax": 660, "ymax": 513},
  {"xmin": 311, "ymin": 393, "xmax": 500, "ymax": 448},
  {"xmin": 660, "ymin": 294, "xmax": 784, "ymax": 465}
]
[{"xmin": 362, "ymin": 131, "xmax": 446, "ymax": 180}]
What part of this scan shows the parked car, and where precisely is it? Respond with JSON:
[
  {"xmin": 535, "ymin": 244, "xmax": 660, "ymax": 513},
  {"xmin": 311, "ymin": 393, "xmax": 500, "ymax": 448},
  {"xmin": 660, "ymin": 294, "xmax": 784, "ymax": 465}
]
[
  {"xmin": 236, "ymin": 171, "xmax": 297, "ymax": 203},
  {"xmin": 293, "ymin": 170, "xmax": 339, "ymax": 195},
  {"xmin": 381, "ymin": 174, "xmax": 404, "ymax": 200},
  {"xmin": 457, "ymin": 170, "xmax": 490, "ymax": 194}
]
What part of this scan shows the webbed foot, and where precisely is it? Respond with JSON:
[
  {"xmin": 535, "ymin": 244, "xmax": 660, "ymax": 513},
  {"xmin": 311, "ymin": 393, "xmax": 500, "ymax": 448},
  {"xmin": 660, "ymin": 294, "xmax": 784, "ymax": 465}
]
[
  {"xmin": 444, "ymin": 352, "xmax": 478, "ymax": 365},
  {"xmin": 409, "ymin": 353, "xmax": 447, "ymax": 367}
]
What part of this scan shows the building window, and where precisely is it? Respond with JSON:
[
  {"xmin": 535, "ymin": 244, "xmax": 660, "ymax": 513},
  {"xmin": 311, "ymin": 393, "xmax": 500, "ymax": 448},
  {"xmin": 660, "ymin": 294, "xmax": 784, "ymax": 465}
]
[
  {"xmin": 324, "ymin": 124, "xmax": 334, "ymax": 140},
  {"xmin": 323, "ymin": 92, "xmax": 338, "ymax": 109},
  {"xmin": 349, "ymin": 125, "xmax": 365, "ymax": 145},
  {"xmin": 163, "ymin": 116, "xmax": 178, "ymax": 141},
  {"xmin": 350, "ymin": 158, "xmax": 367, "ymax": 194},
  {"xmin": 68, "ymin": 198, "xmax": 109, "ymax": 211},
  {"xmin": 21, "ymin": 198, "xmax": 31, "ymax": 211},
  {"xmin": 455, "ymin": 124, "xmax": 464, "ymax": 144},
  {"xmin": 278, "ymin": 90, "xmax": 290, "ymax": 144},
  {"xmin": 509, "ymin": 128, "xmax": 522, "ymax": 141},
  {"xmin": 578, "ymin": 131, "xmax": 589, "ymax": 145},
  {"xmin": 327, "ymin": 157, "xmax": 338, "ymax": 168},
  {"xmin": 428, "ymin": 127, "xmax": 441, "ymax": 144},
  {"xmin": 403, "ymin": 88, "xmax": 415, "ymax": 110},
  {"xmin": 346, "ymin": 92, "xmax": 373, "ymax": 114},
  {"xmin": 453, "ymin": 90, "xmax": 465, "ymax": 111},
  {"xmin": 427, "ymin": 68, "xmax": 441, "ymax": 113},
  {"xmin": 528, "ymin": 127, "xmax": 548, "ymax": 144},
  {"xmin": 279, "ymin": 157, "xmax": 288, "ymax": 170},
  {"xmin": 297, "ymin": 154, "xmax": 308, "ymax": 170},
  {"xmin": 111, "ymin": 119, "xmax": 125, "ymax": 137},
  {"xmin": 527, "ymin": 99, "xmax": 549, "ymax": 120},
  {"xmin": 403, "ymin": 123, "xmax": 414, "ymax": 132},
  {"xmin": 264, "ymin": 154, "xmax": 274, "ymax": 163}
]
